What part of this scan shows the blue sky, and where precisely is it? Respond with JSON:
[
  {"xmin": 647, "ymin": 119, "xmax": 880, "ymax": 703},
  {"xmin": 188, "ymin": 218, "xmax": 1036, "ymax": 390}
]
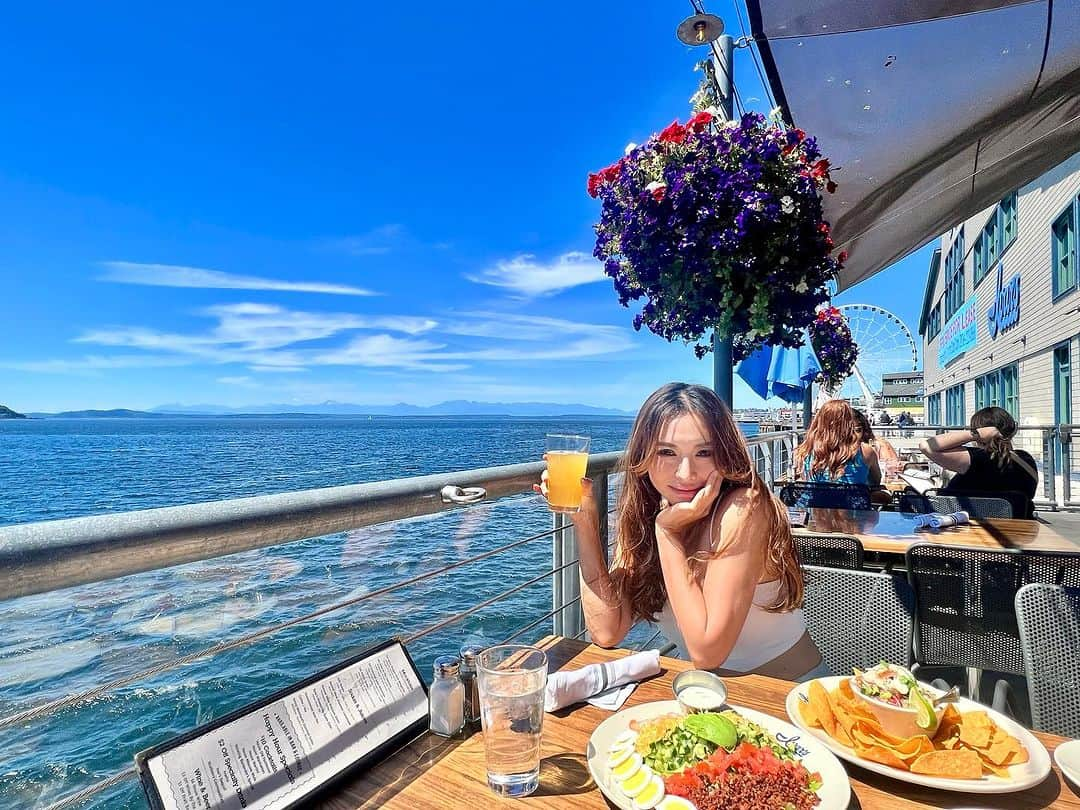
[{"xmin": 0, "ymin": 2, "xmax": 931, "ymax": 413}]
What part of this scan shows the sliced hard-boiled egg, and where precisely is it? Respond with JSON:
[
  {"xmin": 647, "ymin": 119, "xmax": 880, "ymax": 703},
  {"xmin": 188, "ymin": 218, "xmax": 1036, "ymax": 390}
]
[
  {"xmin": 610, "ymin": 752, "xmax": 642, "ymax": 781},
  {"xmin": 608, "ymin": 730, "xmax": 638, "ymax": 754},
  {"xmin": 631, "ymin": 774, "xmax": 666, "ymax": 809},
  {"xmin": 619, "ymin": 763, "xmax": 654, "ymax": 798},
  {"xmin": 606, "ymin": 746, "xmax": 634, "ymax": 771},
  {"xmin": 655, "ymin": 797, "xmax": 696, "ymax": 810}
]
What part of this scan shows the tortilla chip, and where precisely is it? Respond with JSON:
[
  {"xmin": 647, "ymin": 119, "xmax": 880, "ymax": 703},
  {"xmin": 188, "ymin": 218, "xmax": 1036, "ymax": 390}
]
[
  {"xmin": 985, "ymin": 736, "xmax": 1022, "ymax": 766},
  {"xmin": 958, "ymin": 719, "xmax": 993, "ymax": 749},
  {"xmin": 855, "ymin": 742, "xmax": 909, "ymax": 770},
  {"xmin": 910, "ymin": 749, "xmax": 984, "ymax": 779},
  {"xmin": 808, "ymin": 681, "xmax": 836, "ymax": 737},
  {"xmin": 981, "ymin": 760, "xmax": 1011, "ymax": 778},
  {"xmin": 838, "ymin": 678, "xmax": 857, "ymax": 701},
  {"xmin": 799, "ymin": 699, "xmax": 820, "ymax": 728}
]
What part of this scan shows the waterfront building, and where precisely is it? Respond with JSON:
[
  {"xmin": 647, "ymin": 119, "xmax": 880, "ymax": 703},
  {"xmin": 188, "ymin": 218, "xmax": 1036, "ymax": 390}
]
[
  {"xmin": 879, "ymin": 372, "xmax": 924, "ymax": 422},
  {"xmin": 919, "ymin": 151, "xmax": 1080, "ymax": 493}
]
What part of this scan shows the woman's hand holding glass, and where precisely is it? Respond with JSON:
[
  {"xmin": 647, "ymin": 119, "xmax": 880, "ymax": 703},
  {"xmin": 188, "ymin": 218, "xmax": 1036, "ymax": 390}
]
[{"xmin": 534, "ymin": 459, "xmax": 599, "ymax": 529}]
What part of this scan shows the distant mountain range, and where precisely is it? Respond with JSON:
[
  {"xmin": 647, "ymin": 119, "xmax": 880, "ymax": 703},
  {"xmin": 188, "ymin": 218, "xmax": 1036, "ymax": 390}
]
[
  {"xmin": 25, "ymin": 401, "xmax": 636, "ymax": 418},
  {"xmin": 0, "ymin": 404, "xmax": 27, "ymax": 419}
]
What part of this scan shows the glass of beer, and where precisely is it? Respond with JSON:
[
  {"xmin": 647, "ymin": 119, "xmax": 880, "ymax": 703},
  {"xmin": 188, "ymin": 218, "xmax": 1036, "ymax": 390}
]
[
  {"xmin": 544, "ymin": 434, "xmax": 590, "ymax": 513},
  {"xmin": 477, "ymin": 645, "xmax": 548, "ymax": 797}
]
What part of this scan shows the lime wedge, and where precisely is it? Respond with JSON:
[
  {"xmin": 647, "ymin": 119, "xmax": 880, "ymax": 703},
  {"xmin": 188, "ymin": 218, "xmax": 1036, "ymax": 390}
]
[{"xmin": 910, "ymin": 685, "xmax": 939, "ymax": 733}]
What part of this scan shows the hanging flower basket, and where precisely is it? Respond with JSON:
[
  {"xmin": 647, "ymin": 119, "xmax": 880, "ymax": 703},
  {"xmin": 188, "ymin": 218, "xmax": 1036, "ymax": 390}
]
[
  {"xmin": 589, "ymin": 111, "xmax": 845, "ymax": 360},
  {"xmin": 809, "ymin": 305, "xmax": 859, "ymax": 392}
]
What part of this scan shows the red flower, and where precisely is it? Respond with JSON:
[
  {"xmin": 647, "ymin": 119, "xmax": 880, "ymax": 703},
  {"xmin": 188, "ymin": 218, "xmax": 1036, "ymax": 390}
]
[
  {"xmin": 826, "ymin": 180, "xmax": 838, "ymax": 194},
  {"xmin": 810, "ymin": 158, "xmax": 831, "ymax": 179},
  {"xmin": 793, "ymin": 128, "xmax": 806, "ymax": 142},
  {"xmin": 818, "ymin": 222, "xmax": 830, "ymax": 235},
  {"xmin": 587, "ymin": 173, "xmax": 600, "ymax": 198},
  {"xmin": 838, "ymin": 250, "xmax": 849, "ymax": 264},
  {"xmin": 687, "ymin": 111, "xmax": 714, "ymax": 133},
  {"xmin": 658, "ymin": 120, "xmax": 687, "ymax": 144}
]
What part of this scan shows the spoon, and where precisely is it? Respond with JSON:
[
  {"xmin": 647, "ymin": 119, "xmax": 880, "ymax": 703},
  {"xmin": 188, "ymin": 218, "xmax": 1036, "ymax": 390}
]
[{"xmin": 932, "ymin": 686, "xmax": 960, "ymax": 706}]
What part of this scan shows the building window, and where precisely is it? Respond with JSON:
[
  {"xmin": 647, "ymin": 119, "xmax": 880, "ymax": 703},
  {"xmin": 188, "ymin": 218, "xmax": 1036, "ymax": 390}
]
[
  {"xmin": 926, "ymin": 392, "xmax": 942, "ymax": 426},
  {"xmin": 927, "ymin": 302, "xmax": 941, "ymax": 341},
  {"xmin": 1053, "ymin": 201, "xmax": 1077, "ymax": 299},
  {"xmin": 974, "ymin": 193, "xmax": 1018, "ymax": 288},
  {"xmin": 946, "ymin": 383, "xmax": 965, "ymax": 426},
  {"xmin": 943, "ymin": 229, "xmax": 966, "ymax": 320},
  {"xmin": 975, "ymin": 363, "xmax": 1019, "ymax": 418}
]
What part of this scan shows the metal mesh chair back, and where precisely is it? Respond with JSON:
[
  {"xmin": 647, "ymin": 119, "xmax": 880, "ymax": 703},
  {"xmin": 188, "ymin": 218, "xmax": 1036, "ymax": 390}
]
[
  {"xmin": 927, "ymin": 494, "xmax": 1014, "ymax": 519},
  {"xmin": 802, "ymin": 564, "xmax": 915, "ymax": 676},
  {"xmin": 898, "ymin": 493, "xmax": 933, "ymax": 513},
  {"xmin": 907, "ymin": 545, "xmax": 1080, "ymax": 675},
  {"xmin": 794, "ymin": 533, "xmax": 864, "ymax": 569},
  {"xmin": 1016, "ymin": 583, "xmax": 1080, "ymax": 737},
  {"xmin": 942, "ymin": 489, "xmax": 1032, "ymax": 520},
  {"xmin": 779, "ymin": 481, "xmax": 872, "ymax": 510}
]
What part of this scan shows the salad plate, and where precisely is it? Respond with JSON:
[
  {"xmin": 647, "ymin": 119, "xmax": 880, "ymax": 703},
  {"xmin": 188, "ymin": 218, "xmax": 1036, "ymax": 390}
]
[
  {"xmin": 786, "ymin": 676, "xmax": 1051, "ymax": 794},
  {"xmin": 585, "ymin": 699, "xmax": 851, "ymax": 810}
]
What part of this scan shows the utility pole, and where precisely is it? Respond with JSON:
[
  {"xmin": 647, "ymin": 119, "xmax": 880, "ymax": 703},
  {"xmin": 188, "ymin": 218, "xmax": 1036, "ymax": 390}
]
[{"xmin": 712, "ymin": 33, "xmax": 735, "ymax": 406}]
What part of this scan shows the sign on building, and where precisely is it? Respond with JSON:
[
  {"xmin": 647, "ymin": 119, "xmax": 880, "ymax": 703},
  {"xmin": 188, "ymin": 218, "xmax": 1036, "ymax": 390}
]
[
  {"xmin": 938, "ymin": 295, "xmax": 978, "ymax": 367},
  {"xmin": 987, "ymin": 262, "xmax": 1021, "ymax": 339}
]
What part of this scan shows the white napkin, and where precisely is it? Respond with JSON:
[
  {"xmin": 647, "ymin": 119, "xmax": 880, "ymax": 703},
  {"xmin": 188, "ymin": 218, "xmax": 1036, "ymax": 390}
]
[
  {"xmin": 913, "ymin": 510, "xmax": 970, "ymax": 529},
  {"xmin": 544, "ymin": 649, "xmax": 661, "ymax": 712}
]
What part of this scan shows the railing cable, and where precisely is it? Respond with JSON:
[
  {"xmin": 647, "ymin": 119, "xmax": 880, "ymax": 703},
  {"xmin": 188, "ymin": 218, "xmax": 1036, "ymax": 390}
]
[
  {"xmin": 41, "ymin": 766, "xmax": 136, "ymax": 810},
  {"xmin": 0, "ymin": 522, "xmax": 565, "ymax": 730}
]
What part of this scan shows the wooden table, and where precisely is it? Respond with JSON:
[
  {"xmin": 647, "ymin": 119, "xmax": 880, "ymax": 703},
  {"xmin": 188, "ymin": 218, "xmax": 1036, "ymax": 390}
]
[
  {"xmin": 317, "ymin": 636, "xmax": 1079, "ymax": 809},
  {"xmin": 799, "ymin": 508, "xmax": 1080, "ymax": 555}
]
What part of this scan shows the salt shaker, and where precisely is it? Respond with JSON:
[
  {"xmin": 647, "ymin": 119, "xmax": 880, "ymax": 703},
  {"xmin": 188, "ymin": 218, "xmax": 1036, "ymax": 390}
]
[
  {"xmin": 429, "ymin": 656, "xmax": 465, "ymax": 737},
  {"xmin": 459, "ymin": 645, "xmax": 482, "ymax": 731}
]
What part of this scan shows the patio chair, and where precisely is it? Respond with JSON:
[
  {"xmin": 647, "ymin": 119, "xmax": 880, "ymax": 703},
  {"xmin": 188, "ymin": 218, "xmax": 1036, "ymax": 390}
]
[
  {"xmin": 1016, "ymin": 583, "xmax": 1080, "ymax": 738},
  {"xmin": 906, "ymin": 544, "xmax": 1080, "ymax": 711},
  {"xmin": 778, "ymin": 481, "xmax": 872, "ymax": 510},
  {"xmin": 940, "ymin": 489, "xmax": 1032, "ymax": 520},
  {"xmin": 897, "ymin": 493, "xmax": 1014, "ymax": 519},
  {"xmin": 794, "ymin": 533, "xmax": 864, "ymax": 569},
  {"xmin": 801, "ymin": 564, "xmax": 915, "ymax": 676}
]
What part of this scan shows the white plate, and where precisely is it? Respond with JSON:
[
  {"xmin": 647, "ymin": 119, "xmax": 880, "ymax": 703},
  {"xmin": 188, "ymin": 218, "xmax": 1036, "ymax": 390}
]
[
  {"xmin": 585, "ymin": 699, "xmax": 851, "ymax": 810},
  {"xmin": 785, "ymin": 676, "xmax": 1052, "ymax": 794},
  {"xmin": 1055, "ymin": 739, "xmax": 1080, "ymax": 786}
]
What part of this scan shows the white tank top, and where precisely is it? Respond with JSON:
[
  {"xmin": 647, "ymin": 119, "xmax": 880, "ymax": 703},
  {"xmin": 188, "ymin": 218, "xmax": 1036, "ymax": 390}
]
[
  {"xmin": 655, "ymin": 581, "xmax": 806, "ymax": 672},
  {"xmin": 653, "ymin": 490, "xmax": 805, "ymax": 672}
]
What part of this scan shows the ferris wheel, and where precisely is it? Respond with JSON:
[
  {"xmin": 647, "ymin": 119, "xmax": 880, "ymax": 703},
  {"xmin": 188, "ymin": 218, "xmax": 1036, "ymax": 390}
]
[{"xmin": 831, "ymin": 304, "xmax": 920, "ymax": 409}]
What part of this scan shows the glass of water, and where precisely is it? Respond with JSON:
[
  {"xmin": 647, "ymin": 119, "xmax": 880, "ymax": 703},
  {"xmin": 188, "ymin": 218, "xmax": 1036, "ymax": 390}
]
[{"xmin": 476, "ymin": 644, "xmax": 547, "ymax": 797}]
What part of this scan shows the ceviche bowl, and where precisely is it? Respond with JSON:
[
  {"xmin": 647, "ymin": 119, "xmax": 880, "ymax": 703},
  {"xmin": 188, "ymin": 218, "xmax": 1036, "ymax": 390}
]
[{"xmin": 848, "ymin": 674, "xmax": 944, "ymax": 739}]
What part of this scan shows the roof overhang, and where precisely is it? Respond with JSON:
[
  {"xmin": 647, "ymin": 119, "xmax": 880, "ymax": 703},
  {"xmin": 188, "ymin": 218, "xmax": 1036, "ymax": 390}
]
[{"xmin": 746, "ymin": 0, "xmax": 1080, "ymax": 292}]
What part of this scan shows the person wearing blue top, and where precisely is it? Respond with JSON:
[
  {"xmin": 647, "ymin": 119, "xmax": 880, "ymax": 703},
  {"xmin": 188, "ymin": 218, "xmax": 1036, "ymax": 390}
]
[{"xmin": 794, "ymin": 400, "xmax": 882, "ymax": 487}]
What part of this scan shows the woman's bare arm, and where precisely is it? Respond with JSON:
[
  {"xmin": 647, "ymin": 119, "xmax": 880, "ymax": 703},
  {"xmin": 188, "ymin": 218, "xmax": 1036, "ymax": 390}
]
[
  {"xmin": 862, "ymin": 443, "xmax": 882, "ymax": 486},
  {"xmin": 535, "ymin": 475, "xmax": 633, "ymax": 647},
  {"xmin": 919, "ymin": 426, "xmax": 1000, "ymax": 473},
  {"xmin": 656, "ymin": 482, "xmax": 764, "ymax": 670}
]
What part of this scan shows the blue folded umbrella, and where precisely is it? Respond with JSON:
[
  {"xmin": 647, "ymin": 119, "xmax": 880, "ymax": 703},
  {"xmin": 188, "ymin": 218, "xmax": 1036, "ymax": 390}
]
[{"xmin": 735, "ymin": 336, "xmax": 822, "ymax": 404}]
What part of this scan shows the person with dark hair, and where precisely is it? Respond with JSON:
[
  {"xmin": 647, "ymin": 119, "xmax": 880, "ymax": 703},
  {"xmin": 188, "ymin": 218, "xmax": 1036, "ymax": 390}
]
[
  {"xmin": 535, "ymin": 382, "xmax": 826, "ymax": 680},
  {"xmin": 795, "ymin": 400, "xmax": 882, "ymax": 487},
  {"xmin": 918, "ymin": 406, "xmax": 1038, "ymax": 518}
]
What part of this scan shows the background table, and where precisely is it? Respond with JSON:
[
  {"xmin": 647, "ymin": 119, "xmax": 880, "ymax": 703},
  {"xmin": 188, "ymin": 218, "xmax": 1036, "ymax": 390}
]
[
  {"xmin": 316, "ymin": 636, "xmax": 1079, "ymax": 809},
  {"xmin": 799, "ymin": 508, "xmax": 1079, "ymax": 555}
]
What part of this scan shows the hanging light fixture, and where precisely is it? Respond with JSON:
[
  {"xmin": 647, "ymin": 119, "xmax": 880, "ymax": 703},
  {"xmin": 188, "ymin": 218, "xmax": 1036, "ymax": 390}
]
[{"xmin": 676, "ymin": 12, "xmax": 724, "ymax": 46}]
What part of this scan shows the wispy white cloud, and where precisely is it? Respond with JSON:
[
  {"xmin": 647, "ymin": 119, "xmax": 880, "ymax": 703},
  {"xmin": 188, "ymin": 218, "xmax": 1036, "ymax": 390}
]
[
  {"xmin": 217, "ymin": 376, "xmax": 259, "ymax": 387},
  {"xmin": 0, "ymin": 355, "xmax": 192, "ymax": 374},
  {"xmin": 466, "ymin": 252, "xmax": 606, "ymax": 296},
  {"xmin": 99, "ymin": 261, "xmax": 378, "ymax": 296},
  {"xmin": 324, "ymin": 224, "xmax": 407, "ymax": 256}
]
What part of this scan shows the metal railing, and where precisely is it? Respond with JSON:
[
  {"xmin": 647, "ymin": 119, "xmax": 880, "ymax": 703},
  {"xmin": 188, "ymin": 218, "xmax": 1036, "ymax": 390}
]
[{"xmin": 0, "ymin": 430, "xmax": 801, "ymax": 809}]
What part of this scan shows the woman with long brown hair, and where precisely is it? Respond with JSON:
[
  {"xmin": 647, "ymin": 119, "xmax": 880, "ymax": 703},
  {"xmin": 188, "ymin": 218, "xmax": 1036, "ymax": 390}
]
[
  {"xmin": 794, "ymin": 399, "xmax": 881, "ymax": 486},
  {"xmin": 535, "ymin": 382, "xmax": 826, "ymax": 680}
]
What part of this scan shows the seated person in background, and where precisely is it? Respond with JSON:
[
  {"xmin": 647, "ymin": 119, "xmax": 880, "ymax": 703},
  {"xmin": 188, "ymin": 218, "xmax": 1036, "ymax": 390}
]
[
  {"xmin": 795, "ymin": 400, "xmax": 882, "ymax": 488},
  {"xmin": 853, "ymin": 409, "xmax": 897, "ymax": 506},
  {"xmin": 918, "ymin": 406, "xmax": 1038, "ymax": 518}
]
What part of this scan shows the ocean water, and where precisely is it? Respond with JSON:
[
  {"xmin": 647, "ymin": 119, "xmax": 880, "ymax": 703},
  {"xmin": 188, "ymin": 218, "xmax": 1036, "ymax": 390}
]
[{"xmin": 0, "ymin": 416, "xmax": 757, "ymax": 809}]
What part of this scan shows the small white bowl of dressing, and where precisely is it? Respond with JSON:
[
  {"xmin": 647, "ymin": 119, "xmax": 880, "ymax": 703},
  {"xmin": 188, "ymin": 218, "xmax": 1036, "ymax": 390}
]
[{"xmin": 672, "ymin": 670, "xmax": 728, "ymax": 713}]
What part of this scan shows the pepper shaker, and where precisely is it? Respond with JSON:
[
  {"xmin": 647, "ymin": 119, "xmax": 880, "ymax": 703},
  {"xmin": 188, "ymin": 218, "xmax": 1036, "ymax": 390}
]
[
  {"xmin": 429, "ymin": 656, "xmax": 465, "ymax": 737},
  {"xmin": 459, "ymin": 645, "xmax": 482, "ymax": 732}
]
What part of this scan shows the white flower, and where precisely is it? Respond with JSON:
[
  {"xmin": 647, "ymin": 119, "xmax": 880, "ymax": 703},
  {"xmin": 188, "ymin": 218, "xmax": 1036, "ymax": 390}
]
[
  {"xmin": 779, "ymin": 256, "xmax": 789, "ymax": 265},
  {"xmin": 781, "ymin": 196, "xmax": 795, "ymax": 214},
  {"xmin": 624, "ymin": 142, "xmax": 638, "ymax": 155},
  {"xmin": 796, "ymin": 281, "xmax": 809, "ymax": 294}
]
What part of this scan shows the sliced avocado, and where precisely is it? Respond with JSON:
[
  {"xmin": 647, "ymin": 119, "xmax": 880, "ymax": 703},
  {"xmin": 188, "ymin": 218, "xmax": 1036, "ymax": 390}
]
[{"xmin": 684, "ymin": 712, "xmax": 738, "ymax": 750}]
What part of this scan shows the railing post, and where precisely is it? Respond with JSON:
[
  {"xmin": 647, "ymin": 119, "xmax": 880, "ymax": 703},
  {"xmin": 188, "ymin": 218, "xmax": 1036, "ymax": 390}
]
[
  {"xmin": 1061, "ymin": 425, "xmax": 1073, "ymax": 508},
  {"xmin": 1044, "ymin": 428, "xmax": 1058, "ymax": 506}
]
